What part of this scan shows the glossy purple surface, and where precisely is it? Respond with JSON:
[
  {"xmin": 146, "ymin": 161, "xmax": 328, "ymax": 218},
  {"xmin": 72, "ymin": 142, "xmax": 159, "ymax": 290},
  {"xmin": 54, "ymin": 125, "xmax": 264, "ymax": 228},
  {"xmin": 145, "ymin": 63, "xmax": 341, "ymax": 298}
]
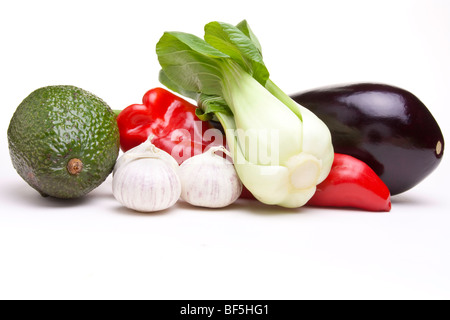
[{"xmin": 291, "ymin": 83, "xmax": 444, "ymax": 195}]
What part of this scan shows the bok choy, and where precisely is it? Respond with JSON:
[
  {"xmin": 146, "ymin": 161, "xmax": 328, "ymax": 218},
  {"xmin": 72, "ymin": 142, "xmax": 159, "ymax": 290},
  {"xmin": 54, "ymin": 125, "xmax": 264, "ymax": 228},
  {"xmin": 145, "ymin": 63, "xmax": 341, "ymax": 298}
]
[{"xmin": 156, "ymin": 20, "xmax": 334, "ymax": 208}]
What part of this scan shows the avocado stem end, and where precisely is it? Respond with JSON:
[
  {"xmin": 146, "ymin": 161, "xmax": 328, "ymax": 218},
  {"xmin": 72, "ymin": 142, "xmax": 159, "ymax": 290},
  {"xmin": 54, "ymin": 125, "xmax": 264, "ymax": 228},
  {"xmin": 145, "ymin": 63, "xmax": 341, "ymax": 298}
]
[{"xmin": 67, "ymin": 158, "xmax": 83, "ymax": 175}]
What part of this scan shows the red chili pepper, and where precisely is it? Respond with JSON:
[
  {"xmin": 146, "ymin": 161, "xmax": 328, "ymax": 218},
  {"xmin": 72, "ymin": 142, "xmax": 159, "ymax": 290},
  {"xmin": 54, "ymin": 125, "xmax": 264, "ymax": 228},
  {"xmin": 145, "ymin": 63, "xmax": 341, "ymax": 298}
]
[
  {"xmin": 307, "ymin": 153, "xmax": 391, "ymax": 212},
  {"xmin": 116, "ymin": 88, "xmax": 224, "ymax": 164}
]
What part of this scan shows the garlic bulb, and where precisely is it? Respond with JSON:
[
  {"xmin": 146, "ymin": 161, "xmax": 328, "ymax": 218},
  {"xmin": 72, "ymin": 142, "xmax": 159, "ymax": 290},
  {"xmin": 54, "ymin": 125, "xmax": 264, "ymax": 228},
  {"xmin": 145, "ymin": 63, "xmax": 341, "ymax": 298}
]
[
  {"xmin": 179, "ymin": 146, "xmax": 242, "ymax": 208},
  {"xmin": 112, "ymin": 138, "xmax": 181, "ymax": 212}
]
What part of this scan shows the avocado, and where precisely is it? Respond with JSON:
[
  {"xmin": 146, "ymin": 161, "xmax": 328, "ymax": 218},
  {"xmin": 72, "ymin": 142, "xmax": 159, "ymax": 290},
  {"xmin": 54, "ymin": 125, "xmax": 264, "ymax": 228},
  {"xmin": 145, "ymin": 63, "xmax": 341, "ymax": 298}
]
[{"xmin": 7, "ymin": 85, "xmax": 120, "ymax": 199}]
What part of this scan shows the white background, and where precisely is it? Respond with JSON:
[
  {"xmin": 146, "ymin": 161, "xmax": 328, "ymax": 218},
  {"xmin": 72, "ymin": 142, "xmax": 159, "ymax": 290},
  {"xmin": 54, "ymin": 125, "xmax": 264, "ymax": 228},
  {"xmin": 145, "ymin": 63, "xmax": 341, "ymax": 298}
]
[{"xmin": 1, "ymin": 0, "xmax": 449, "ymax": 300}]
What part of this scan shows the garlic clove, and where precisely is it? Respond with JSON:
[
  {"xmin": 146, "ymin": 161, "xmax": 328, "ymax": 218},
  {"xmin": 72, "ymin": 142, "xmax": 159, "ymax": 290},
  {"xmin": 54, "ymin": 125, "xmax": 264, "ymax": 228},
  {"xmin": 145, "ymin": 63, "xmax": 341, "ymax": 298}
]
[
  {"xmin": 179, "ymin": 146, "xmax": 242, "ymax": 208},
  {"xmin": 113, "ymin": 158, "xmax": 181, "ymax": 212}
]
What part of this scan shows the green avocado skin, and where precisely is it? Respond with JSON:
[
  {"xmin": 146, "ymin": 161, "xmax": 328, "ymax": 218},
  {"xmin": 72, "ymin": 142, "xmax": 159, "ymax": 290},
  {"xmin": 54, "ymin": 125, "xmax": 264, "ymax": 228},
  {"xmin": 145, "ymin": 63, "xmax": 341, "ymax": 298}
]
[{"xmin": 7, "ymin": 85, "xmax": 120, "ymax": 199}]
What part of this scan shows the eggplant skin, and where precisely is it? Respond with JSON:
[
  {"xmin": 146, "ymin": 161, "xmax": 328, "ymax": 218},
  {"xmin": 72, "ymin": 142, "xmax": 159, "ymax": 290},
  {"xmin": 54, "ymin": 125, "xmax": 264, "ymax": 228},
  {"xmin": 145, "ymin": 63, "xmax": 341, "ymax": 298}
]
[{"xmin": 291, "ymin": 83, "xmax": 444, "ymax": 195}]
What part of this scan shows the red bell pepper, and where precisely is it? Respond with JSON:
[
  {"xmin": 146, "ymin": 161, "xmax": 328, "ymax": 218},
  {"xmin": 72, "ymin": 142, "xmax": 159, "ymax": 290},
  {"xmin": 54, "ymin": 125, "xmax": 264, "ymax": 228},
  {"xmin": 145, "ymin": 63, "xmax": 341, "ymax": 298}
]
[
  {"xmin": 116, "ymin": 87, "xmax": 224, "ymax": 164},
  {"xmin": 307, "ymin": 153, "xmax": 391, "ymax": 212}
]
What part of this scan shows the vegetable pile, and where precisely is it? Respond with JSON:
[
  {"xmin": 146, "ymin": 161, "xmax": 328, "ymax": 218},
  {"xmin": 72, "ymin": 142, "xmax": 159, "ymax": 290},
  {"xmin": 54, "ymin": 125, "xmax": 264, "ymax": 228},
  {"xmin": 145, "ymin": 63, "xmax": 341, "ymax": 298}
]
[
  {"xmin": 156, "ymin": 20, "xmax": 334, "ymax": 208},
  {"xmin": 8, "ymin": 20, "xmax": 445, "ymax": 214}
]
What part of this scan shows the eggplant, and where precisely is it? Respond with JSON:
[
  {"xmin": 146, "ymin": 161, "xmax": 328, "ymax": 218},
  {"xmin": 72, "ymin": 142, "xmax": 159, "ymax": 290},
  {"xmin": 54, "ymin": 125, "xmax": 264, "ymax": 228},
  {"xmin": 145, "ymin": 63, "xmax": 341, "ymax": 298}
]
[{"xmin": 291, "ymin": 83, "xmax": 444, "ymax": 195}]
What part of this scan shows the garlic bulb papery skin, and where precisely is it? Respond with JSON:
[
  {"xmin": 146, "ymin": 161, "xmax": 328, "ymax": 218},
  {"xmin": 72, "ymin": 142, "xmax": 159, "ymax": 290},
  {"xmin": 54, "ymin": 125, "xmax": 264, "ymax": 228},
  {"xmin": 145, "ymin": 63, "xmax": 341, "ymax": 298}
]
[
  {"xmin": 112, "ymin": 138, "xmax": 181, "ymax": 212},
  {"xmin": 179, "ymin": 146, "xmax": 243, "ymax": 208}
]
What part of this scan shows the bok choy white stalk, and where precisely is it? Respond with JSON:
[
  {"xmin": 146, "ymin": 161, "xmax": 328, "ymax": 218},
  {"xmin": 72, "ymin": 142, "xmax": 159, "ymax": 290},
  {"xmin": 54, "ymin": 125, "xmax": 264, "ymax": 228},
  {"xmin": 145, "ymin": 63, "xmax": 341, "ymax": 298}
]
[{"xmin": 156, "ymin": 20, "xmax": 334, "ymax": 208}]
